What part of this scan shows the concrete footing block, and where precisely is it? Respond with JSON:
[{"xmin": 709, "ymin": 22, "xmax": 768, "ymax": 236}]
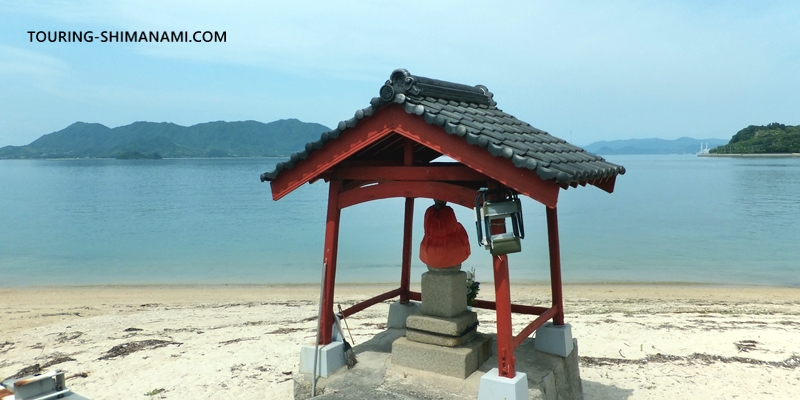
[
  {"xmin": 534, "ymin": 323, "xmax": 574, "ymax": 358},
  {"xmin": 299, "ymin": 342, "xmax": 345, "ymax": 378},
  {"xmin": 386, "ymin": 301, "xmax": 420, "ymax": 329},
  {"xmin": 478, "ymin": 368, "xmax": 529, "ymax": 400}
]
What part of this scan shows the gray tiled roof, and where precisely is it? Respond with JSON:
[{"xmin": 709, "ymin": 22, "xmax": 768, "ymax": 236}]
[{"xmin": 261, "ymin": 69, "xmax": 625, "ymax": 185}]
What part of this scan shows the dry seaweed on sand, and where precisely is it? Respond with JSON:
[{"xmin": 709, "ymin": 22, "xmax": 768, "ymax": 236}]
[
  {"xmin": 4, "ymin": 364, "xmax": 42, "ymax": 382},
  {"xmin": 3, "ymin": 352, "xmax": 77, "ymax": 381},
  {"xmin": 581, "ymin": 353, "xmax": 800, "ymax": 369},
  {"xmin": 41, "ymin": 353, "xmax": 76, "ymax": 369},
  {"xmin": 98, "ymin": 339, "xmax": 181, "ymax": 360}
]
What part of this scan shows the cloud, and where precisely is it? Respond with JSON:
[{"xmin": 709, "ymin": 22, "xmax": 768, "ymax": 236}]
[
  {"xmin": 2, "ymin": 0, "xmax": 799, "ymax": 144},
  {"xmin": 0, "ymin": 45, "xmax": 69, "ymax": 94}
]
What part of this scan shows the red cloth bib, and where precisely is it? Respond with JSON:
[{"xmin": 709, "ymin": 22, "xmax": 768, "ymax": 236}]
[{"xmin": 419, "ymin": 205, "xmax": 471, "ymax": 268}]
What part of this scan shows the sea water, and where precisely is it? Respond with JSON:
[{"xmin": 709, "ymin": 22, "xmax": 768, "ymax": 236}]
[{"xmin": 0, "ymin": 155, "xmax": 798, "ymax": 287}]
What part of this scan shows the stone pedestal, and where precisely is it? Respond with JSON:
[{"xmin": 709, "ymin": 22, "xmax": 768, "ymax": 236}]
[
  {"xmin": 420, "ymin": 266, "xmax": 468, "ymax": 318},
  {"xmin": 392, "ymin": 335, "xmax": 492, "ymax": 378},
  {"xmin": 391, "ymin": 264, "xmax": 490, "ymax": 378},
  {"xmin": 406, "ymin": 311, "xmax": 478, "ymax": 346}
]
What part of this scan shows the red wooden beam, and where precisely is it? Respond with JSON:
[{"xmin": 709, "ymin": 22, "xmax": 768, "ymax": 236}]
[
  {"xmin": 470, "ymin": 299, "xmax": 549, "ymax": 316},
  {"xmin": 387, "ymin": 106, "xmax": 560, "ymax": 208},
  {"xmin": 546, "ymin": 206, "xmax": 565, "ymax": 326},
  {"xmin": 320, "ymin": 180, "xmax": 342, "ymax": 345},
  {"xmin": 408, "ymin": 291, "xmax": 548, "ymax": 316},
  {"xmin": 330, "ymin": 165, "xmax": 490, "ymax": 182},
  {"xmin": 337, "ymin": 180, "xmax": 476, "ymax": 210},
  {"xmin": 340, "ymin": 180, "xmax": 372, "ymax": 192},
  {"xmin": 269, "ymin": 106, "xmax": 398, "ymax": 201},
  {"xmin": 338, "ymin": 287, "xmax": 403, "ymax": 319},
  {"xmin": 593, "ymin": 176, "xmax": 617, "ymax": 193},
  {"xmin": 512, "ymin": 306, "xmax": 559, "ymax": 349}
]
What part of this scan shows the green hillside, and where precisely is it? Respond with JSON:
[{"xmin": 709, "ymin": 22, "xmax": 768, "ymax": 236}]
[
  {"xmin": 0, "ymin": 119, "xmax": 330, "ymax": 159},
  {"xmin": 711, "ymin": 123, "xmax": 800, "ymax": 154}
]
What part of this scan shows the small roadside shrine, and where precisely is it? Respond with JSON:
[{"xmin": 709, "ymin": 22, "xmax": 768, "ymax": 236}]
[{"xmin": 261, "ymin": 69, "xmax": 625, "ymax": 398}]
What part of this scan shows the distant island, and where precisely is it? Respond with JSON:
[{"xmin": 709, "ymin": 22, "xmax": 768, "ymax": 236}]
[
  {"xmin": 0, "ymin": 119, "xmax": 330, "ymax": 159},
  {"xmin": 582, "ymin": 137, "xmax": 728, "ymax": 155},
  {"xmin": 708, "ymin": 123, "xmax": 800, "ymax": 155}
]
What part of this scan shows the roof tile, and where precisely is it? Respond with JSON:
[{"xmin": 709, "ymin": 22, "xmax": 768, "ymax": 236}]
[{"xmin": 260, "ymin": 68, "xmax": 625, "ymax": 186}]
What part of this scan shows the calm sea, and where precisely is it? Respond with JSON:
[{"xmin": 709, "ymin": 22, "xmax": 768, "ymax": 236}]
[{"xmin": 0, "ymin": 155, "xmax": 798, "ymax": 287}]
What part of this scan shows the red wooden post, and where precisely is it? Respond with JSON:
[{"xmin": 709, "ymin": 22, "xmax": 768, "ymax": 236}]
[
  {"xmin": 400, "ymin": 139, "xmax": 414, "ymax": 303},
  {"xmin": 320, "ymin": 179, "xmax": 342, "ymax": 344},
  {"xmin": 400, "ymin": 197, "xmax": 414, "ymax": 303},
  {"xmin": 546, "ymin": 205, "xmax": 565, "ymax": 325},
  {"xmin": 487, "ymin": 181, "xmax": 516, "ymax": 378},
  {"xmin": 493, "ymin": 254, "xmax": 516, "ymax": 378}
]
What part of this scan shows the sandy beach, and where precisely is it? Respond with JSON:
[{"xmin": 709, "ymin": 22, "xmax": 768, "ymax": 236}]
[{"xmin": 1, "ymin": 284, "xmax": 798, "ymax": 399}]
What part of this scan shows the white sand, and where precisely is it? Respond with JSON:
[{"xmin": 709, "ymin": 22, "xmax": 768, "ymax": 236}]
[{"xmin": 1, "ymin": 284, "xmax": 798, "ymax": 399}]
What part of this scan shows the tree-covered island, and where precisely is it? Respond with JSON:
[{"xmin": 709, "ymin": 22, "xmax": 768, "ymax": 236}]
[{"xmin": 711, "ymin": 123, "xmax": 800, "ymax": 154}]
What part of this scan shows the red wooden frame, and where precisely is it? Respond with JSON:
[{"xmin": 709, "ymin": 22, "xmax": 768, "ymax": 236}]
[
  {"xmin": 271, "ymin": 103, "xmax": 579, "ymax": 380},
  {"xmin": 270, "ymin": 105, "xmax": 563, "ymax": 207},
  {"xmin": 338, "ymin": 180, "xmax": 476, "ymax": 210},
  {"xmin": 328, "ymin": 165, "xmax": 489, "ymax": 182},
  {"xmin": 320, "ymin": 179, "xmax": 342, "ymax": 345}
]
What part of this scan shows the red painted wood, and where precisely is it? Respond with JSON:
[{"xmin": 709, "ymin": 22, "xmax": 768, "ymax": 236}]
[
  {"xmin": 330, "ymin": 165, "xmax": 490, "ymax": 182},
  {"xmin": 470, "ymin": 299, "xmax": 549, "ymax": 316},
  {"xmin": 269, "ymin": 104, "xmax": 562, "ymax": 207},
  {"xmin": 409, "ymin": 293, "xmax": 548, "ymax": 316},
  {"xmin": 493, "ymin": 254, "xmax": 516, "ymax": 378},
  {"xmin": 546, "ymin": 206, "xmax": 565, "ymax": 326},
  {"xmin": 270, "ymin": 106, "xmax": 398, "ymax": 201},
  {"xmin": 513, "ymin": 306, "xmax": 559, "ymax": 349},
  {"xmin": 320, "ymin": 180, "xmax": 342, "ymax": 344},
  {"xmin": 400, "ymin": 197, "xmax": 414, "ymax": 303},
  {"xmin": 593, "ymin": 176, "xmax": 617, "ymax": 193},
  {"xmin": 400, "ymin": 140, "xmax": 414, "ymax": 303},
  {"xmin": 337, "ymin": 180, "xmax": 476, "ymax": 210},
  {"xmin": 338, "ymin": 287, "xmax": 403, "ymax": 319},
  {"xmin": 387, "ymin": 106, "xmax": 560, "ymax": 208}
]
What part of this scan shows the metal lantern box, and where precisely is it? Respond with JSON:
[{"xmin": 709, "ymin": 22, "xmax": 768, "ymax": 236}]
[{"xmin": 475, "ymin": 189, "xmax": 525, "ymax": 255}]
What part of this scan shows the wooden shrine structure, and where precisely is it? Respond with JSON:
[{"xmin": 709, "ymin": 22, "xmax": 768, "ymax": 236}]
[{"xmin": 261, "ymin": 69, "xmax": 625, "ymax": 379}]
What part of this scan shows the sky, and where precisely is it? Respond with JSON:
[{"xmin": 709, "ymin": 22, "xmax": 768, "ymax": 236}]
[{"xmin": 1, "ymin": 1, "xmax": 799, "ymax": 147}]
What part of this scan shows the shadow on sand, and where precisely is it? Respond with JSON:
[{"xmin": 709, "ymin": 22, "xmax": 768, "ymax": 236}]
[{"xmin": 582, "ymin": 379, "xmax": 635, "ymax": 399}]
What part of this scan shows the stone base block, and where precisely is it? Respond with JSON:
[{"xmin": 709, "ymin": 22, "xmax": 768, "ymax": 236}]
[
  {"xmin": 421, "ymin": 270, "xmax": 467, "ymax": 317},
  {"xmin": 391, "ymin": 334, "xmax": 491, "ymax": 378},
  {"xmin": 406, "ymin": 327, "xmax": 476, "ymax": 347},
  {"xmin": 406, "ymin": 311, "xmax": 477, "ymax": 336},
  {"xmin": 534, "ymin": 322, "xmax": 574, "ymax": 358},
  {"xmin": 386, "ymin": 301, "xmax": 420, "ymax": 329},
  {"xmin": 299, "ymin": 342, "xmax": 345, "ymax": 378},
  {"xmin": 478, "ymin": 368, "xmax": 529, "ymax": 400}
]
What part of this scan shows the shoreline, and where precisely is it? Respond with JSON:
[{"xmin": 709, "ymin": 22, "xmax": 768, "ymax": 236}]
[
  {"xmin": 2, "ymin": 280, "xmax": 798, "ymax": 292},
  {"xmin": 698, "ymin": 152, "xmax": 800, "ymax": 158}
]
